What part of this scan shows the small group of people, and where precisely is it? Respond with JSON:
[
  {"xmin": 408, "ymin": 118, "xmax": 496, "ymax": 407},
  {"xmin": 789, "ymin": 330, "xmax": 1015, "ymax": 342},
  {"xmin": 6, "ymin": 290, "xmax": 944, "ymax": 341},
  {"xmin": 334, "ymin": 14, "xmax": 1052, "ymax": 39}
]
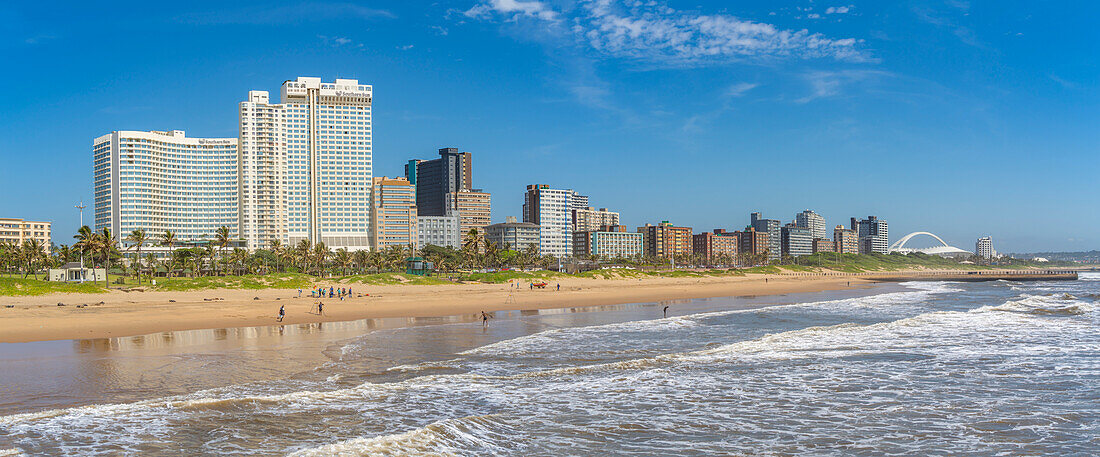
[{"xmin": 301, "ymin": 286, "xmax": 353, "ymax": 300}]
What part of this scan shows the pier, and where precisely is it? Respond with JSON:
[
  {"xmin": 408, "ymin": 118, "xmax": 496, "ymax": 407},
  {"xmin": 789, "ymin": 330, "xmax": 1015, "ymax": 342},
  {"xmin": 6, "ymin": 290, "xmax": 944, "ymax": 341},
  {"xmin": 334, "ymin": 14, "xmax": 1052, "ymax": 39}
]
[{"xmin": 862, "ymin": 270, "xmax": 1079, "ymax": 282}]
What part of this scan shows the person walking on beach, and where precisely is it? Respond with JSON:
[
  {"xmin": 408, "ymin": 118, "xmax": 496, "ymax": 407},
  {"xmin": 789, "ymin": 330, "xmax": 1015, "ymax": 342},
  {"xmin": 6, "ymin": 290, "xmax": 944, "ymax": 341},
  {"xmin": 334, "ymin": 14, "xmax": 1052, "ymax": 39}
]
[
  {"xmin": 277, "ymin": 305, "xmax": 286, "ymax": 322},
  {"xmin": 317, "ymin": 302, "xmax": 324, "ymax": 316},
  {"xmin": 556, "ymin": 283, "xmax": 560, "ymax": 291},
  {"xmin": 297, "ymin": 288, "xmax": 302, "ymax": 298}
]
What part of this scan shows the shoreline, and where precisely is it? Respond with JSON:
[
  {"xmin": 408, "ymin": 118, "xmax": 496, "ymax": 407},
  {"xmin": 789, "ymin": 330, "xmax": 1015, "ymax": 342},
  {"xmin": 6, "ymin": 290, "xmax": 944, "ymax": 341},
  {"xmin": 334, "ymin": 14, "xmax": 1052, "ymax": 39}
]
[{"xmin": 0, "ymin": 273, "xmax": 881, "ymax": 343}]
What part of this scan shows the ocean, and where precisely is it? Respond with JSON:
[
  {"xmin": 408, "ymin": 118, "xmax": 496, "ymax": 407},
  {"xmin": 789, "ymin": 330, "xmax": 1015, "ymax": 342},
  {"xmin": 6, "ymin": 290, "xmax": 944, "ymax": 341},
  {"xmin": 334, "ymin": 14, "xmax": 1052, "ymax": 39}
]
[{"xmin": 1, "ymin": 273, "xmax": 1098, "ymax": 456}]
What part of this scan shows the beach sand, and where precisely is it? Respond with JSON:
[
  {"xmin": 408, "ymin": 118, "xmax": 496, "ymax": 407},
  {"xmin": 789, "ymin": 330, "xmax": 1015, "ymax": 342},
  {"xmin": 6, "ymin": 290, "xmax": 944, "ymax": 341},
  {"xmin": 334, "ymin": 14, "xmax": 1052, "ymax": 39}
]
[{"xmin": 0, "ymin": 273, "xmax": 878, "ymax": 343}]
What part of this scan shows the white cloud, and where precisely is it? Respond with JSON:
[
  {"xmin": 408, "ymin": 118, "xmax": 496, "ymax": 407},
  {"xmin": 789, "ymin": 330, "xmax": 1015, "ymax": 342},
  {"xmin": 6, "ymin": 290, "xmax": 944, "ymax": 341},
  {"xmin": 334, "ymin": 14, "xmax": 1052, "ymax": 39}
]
[
  {"xmin": 807, "ymin": 13, "xmax": 822, "ymax": 19},
  {"xmin": 318, "ymin": 35, "xmax": 360, "ymax": 48},
  {"xmin": 397, "ymin": 44, "xmax": 415, "ymax": 50},
  {"xmin": 465, "ymin": 0, "xmax": 558, "ymax": 21},
  {"xmin": 182, "ymin": 2, "xmax": 395, "ymax": 25},
  {"xmin": 796, "ymin": 70, "xmax": 888, "ymax": 103},
  {"xmin": 726, "ymin": 82, "xmax": 759, "ymax": 97},
  {"xmin": 465, "ymin": 0, "xmax": 865, "ymax": 64},
  {"xmin": 825, "ymin": 6, "xmax": 852, "ymax": 14}
]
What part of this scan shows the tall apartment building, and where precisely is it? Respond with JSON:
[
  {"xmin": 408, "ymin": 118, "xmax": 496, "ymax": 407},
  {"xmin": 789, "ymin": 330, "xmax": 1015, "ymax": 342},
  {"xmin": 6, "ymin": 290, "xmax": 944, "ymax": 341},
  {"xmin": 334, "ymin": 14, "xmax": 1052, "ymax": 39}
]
[
  {"xmin": 795, "ymin": 210, "xmax": 827, "ymax": 240},
  {"xmin": 240, "ymin": 77, "xmax": 373, "ymax": 250},
  {"xmin": 446, "ymin": 189, "xmax": 491, "ymax": 235},
  {"xmin": 637, "ymin": 222, "xmax": 692, "ymax": 259},
  {"xmin": 94, "ymin": 130, "xmax": 239, "ymax": 243},
  {"xmin": 834, "ymin": 225, "xmax": 858, "ymax": 254},
  {"xmin": 523, "ymin": 184, "xmax": 578, "ymax": 258},
  {"xmin": 238, "ymin": 90, "xmax": 287, "ymax": 250},
  {"xmin": 370, "ymin": 177, "xmax": 416, "ymax": 250},
  {"xmin": 750, "ymin": 212, "xmax": 781, "ymax": 260},
  {"xmin": 573, "ymin": 207, "xmax": 620, "ymax": 232},
  {"xmin": 692, "ymin": 231, "xmax": 739, "ymax": 261},
  {"xmin": 0, "ymin": 218, "xmax": 51, "ymax": 252},
  {"xmin": 405, "ymin": 148, "xmax": 472, "ymax": 217},
  {"xmin": 485, "ymin": 216, "xmax": 540, "ymax": 252},
  {"xmin": 851, "ymin": 216, "xmax": 889, "ymax": 254},
  {"xmin": 417, "ymin": 215, "xmax": 460, "ymax": 249},
  {"xmin": 976, "ymin": 236, "xmax": 994, "ymax": 260},
  {"xmin": 574, "ymin": 226, "xmax": 643, "ymax": 259},
  {"xmin": 781, "ymin": 224, "xmax": 814, "ymax": 257}
]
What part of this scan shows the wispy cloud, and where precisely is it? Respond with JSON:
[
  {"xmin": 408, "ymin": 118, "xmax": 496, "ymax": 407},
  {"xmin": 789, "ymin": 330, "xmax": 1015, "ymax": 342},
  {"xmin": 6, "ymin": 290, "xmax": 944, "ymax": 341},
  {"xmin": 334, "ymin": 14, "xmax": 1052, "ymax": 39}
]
[
  {"xmin": 1049, "ymin": 74, "xmax": 1076, "ymax": 89},
  {"xmin": 825, "ymin": 6, "xmax": 853, "ymax": 14},
  {"xmin": 464, "ymin": 0, "xmax": 867, "ymax": 65},
  {"xmin": 181, "ymin": 2, "xmax": 395, "ymax": 25},
  {"xmin": 912, "ymin": 4, "xmax": 982, "ymax": 48},
  {"xmin": 726, "ymin": 82, "xmax": 759, "ymax": 97},
  {"xmin": 797, "ymin": 70, "xmax": 890, "ymax": 103},
  {"xmin": 318, "ymin": 35, "xmax": 361, "ymax": 48}
]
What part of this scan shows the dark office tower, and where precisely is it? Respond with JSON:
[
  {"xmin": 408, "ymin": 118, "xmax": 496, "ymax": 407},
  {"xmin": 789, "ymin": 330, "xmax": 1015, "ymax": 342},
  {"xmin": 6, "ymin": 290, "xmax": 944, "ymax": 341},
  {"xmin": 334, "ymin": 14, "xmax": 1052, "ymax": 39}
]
[
  {"xmin": 405, "ymin": 148, "xmax": 474, "ymax": 216},
  {"xmin": 750, "ymin": 212, "xmax": 781, "ymax": 261}
]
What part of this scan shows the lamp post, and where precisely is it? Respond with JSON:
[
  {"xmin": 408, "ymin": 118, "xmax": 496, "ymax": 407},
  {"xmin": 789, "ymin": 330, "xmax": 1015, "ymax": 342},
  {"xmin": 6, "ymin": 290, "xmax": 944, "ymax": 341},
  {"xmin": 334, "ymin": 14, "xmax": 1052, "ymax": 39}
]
[{"xmin": 75, "ymin": 202, "xmax": 86, "ymax": 282}]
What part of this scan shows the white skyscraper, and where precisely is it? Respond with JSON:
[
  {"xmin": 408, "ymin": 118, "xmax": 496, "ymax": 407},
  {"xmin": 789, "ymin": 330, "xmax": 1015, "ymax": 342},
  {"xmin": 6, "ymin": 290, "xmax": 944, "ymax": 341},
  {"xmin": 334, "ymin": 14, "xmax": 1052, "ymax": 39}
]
[
  {"xmin": 795, "ymin": 210, "xmax": 827, "ymax": 240},
  {"xmin": 976, "ymin": 236, "xmax": 994, "ymax": 260},
  {"xmin": 239, "ymin": 91, "xmax": 287, "ymax": 250},
  {"xmin": 239, "ymin": 77, "xmax": 373, "ymax": 250},
  {"xmin": 94, "ymin": 130, "xmax": 238, "ymax": 242},
  {"xmin": 524, "ymin": 184, "xmax": 578, "ymax": 258}
]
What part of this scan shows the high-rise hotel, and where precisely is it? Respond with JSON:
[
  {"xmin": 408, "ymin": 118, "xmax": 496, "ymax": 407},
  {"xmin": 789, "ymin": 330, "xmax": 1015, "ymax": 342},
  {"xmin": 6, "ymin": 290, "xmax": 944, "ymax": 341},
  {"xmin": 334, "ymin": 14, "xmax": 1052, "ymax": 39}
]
[
  {"xmin": 96, "ymin": 77, "xmax": 373, "ymax": 250},
  {"xmin": 241, "ymin": 77, "xmax": 373, "ymax": 250},
  {"xmin": 93, "ymin": 130, "xmax": 239, "ymax": 242}
]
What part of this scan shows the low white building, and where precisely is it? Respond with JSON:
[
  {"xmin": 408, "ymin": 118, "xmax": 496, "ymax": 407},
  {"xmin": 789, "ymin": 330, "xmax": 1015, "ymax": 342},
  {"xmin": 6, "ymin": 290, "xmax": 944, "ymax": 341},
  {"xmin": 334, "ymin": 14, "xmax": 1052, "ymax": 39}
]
[{"xmin": 47, "ymin": 262, "xmax": 106, "ymax": 282}]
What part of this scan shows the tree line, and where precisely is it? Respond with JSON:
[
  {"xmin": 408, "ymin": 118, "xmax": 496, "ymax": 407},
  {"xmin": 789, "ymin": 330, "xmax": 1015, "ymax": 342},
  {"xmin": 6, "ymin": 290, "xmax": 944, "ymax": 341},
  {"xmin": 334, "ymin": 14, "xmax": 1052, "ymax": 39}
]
[{"xmin": 1, "ymin": 225, "xmax": 781, "ymax": 285}]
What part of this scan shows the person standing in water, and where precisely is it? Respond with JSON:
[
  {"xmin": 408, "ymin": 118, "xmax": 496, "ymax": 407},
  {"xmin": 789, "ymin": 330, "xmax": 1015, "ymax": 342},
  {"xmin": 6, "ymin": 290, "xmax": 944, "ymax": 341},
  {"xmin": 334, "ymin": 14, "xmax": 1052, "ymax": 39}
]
[
  {"xmin": 663, "ymin": 305, "xmax": 670, "ymax": 318},
  {"xmin": 480, "ymin": 311, "xmax": 492, "ymax": 327}
]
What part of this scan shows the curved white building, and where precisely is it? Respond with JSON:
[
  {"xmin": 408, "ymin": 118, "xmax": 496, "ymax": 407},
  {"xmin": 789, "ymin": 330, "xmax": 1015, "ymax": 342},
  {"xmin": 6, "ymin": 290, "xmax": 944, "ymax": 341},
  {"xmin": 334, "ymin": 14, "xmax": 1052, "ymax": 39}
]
[{"xmin": 94, "ymin": 130, "xmax": 238, "ymax": 242}]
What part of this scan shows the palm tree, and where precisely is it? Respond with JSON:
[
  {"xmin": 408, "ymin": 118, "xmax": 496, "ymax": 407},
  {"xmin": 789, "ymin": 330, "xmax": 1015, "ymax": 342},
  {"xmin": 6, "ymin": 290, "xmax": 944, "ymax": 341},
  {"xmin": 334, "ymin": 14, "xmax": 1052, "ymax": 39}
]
[
  {"xmin": 230, "ymin": 248, "xmax": 249, "ymax": 276},
  {"xmin": 312, "ymin": 242, "xmax": 331, "ymax": 276},
  {"xmin": 96, "ymin": 228, "xmax": 119, "ymax": 287},
  {"xmin": 334, "ymin": 248, "xmax": 353, "ymax": 276},
  {"xmin": 125, "ymin": 229, "xmax": 148, "ymax": 284},
  {"xmin": 19, "ymin": 239, "xmax": 46, "ymax": 279},
  {"xmin": 214, "ymin": 226, "xmax": 231, "ymax": 277},
  {"xmin": 73, "ymin": 225, "xmax": 97, "ymax": 283},
  {"xmin": 144, "ymin": 252, "xmax": 159, "ymax": 278},
  {"xmin": 352, "ymin": 249, "xmax": 369, "ymax": 274},
  {"xmin": 295, "ymin": 240, "xmax": 312, "ymax": 273},
  {"xmin": 268, "ymin": 239, "xmax": 283, "ymax": 273}
]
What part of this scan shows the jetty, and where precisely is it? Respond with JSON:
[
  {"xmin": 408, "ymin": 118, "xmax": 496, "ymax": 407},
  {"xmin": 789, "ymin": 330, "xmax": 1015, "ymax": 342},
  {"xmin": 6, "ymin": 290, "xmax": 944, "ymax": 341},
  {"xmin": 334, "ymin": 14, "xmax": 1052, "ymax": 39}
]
[{"xmin": 863, "ymin": 270, "xmax": 1078, "ymax": 282}]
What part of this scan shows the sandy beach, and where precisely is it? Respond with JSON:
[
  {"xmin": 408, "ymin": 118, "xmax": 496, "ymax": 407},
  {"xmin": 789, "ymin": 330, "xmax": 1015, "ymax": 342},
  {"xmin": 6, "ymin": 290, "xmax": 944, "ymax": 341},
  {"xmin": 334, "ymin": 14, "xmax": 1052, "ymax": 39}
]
[{"xmin": 0, "ymin": 273, "xmax": 873, "ymax": 343}]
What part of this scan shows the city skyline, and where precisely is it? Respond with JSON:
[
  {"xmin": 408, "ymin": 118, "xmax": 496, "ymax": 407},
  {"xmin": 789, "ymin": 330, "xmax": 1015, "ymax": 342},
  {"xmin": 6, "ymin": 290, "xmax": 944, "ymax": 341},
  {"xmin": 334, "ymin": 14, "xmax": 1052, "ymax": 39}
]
[{"xmin": 1, "ymin": 1, "xmax": 1097, "ymax": 252}]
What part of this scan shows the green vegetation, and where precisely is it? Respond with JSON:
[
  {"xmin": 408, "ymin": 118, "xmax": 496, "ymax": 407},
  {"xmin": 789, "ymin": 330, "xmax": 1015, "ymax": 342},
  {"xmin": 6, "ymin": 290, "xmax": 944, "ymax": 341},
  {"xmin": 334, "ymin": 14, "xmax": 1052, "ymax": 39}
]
[
  {"xmin": 792, "ymin": 252, "xmax": 990, "ymax": 272},
  {"xmin": 0, "ymin": 277, "xmax": 106, "ymax": 296},
  {"xmin": 150, "ymin": 272, "xmax": 314, "ymax": 292},
  {"xmin": 460, "ymin": 270, "xmax": 568, "ymax": 283},
  {"xmin": 338, "ymin": 273, "xmax": 453, "ymax": 286}
]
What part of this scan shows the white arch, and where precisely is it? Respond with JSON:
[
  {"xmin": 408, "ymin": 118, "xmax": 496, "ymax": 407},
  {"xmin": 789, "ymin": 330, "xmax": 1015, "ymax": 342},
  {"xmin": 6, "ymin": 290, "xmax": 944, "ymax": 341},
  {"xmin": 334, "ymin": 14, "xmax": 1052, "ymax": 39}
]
[{"xmin": 889, "ymin": 231, "xmax": 951, "ymax": 251}]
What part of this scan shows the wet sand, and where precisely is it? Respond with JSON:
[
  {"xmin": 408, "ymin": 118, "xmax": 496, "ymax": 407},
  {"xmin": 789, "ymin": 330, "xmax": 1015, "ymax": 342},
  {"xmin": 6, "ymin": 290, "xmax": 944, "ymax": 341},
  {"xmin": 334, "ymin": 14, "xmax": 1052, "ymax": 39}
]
[{"xmin": 0, "ymin": 274, "xmax": 874, "ymax": 343}]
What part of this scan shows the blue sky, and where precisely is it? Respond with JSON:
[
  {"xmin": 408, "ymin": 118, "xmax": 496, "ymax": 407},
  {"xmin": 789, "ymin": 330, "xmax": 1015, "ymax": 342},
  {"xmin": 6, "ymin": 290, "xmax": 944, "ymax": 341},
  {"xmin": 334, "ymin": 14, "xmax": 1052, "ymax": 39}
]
[{"xmin": 0, "ymin": 0, "xmax": 1096, "ymax": 253}]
